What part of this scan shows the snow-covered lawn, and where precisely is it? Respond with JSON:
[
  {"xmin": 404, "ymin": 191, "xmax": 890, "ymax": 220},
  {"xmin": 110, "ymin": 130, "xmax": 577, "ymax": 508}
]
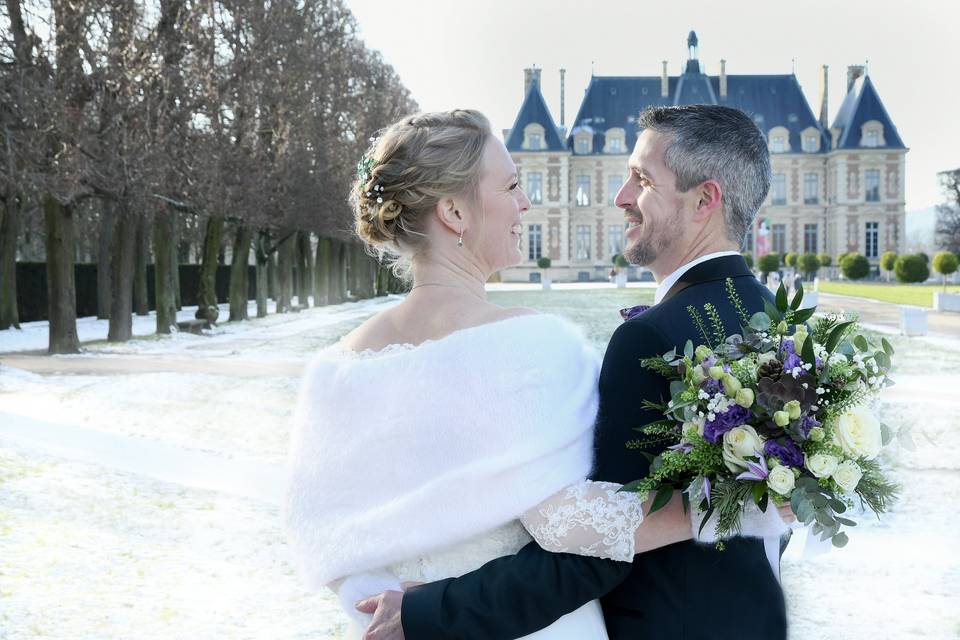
[{"xmin": 0, "ymin": 289, "xmax": 958, "ymax": 639}]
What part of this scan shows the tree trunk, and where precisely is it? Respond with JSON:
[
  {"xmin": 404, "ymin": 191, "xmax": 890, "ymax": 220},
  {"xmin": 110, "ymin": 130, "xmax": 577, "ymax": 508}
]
[
  {"xmin": 229, "ymin": 225, "xmax": 252, "ymax": 321},
  {"xmin": 337, "ymin": 241, "xmax": 349, "ymax": 302},
  {"xmin": 255, "ymin": 231, "xmax": 269, "ymax": 317},
  {"xmin": 172, "ymin": 217, "xmax": 182, "ymax": 310},
  {"xmin": 196, "ymin": 216, "xmax": 224, "ymax": 322},
  {"xmin": 276, "ymin": 234, "xmax": 294, "ymax": 313},
  {"xmin": 133, "ymin": 213, "xmax": 150, "ymax": 316},
  {"xmin": 107, "ymin": 209, "xmax": 137, "ymax": 342},
  {"xmin": 0, "ymin": 196, "xmax": 21, "ymax": 330},
  {"xmin": 298, "ymin": 232, "xmax": 312, "ymax": 307},
  {"xmin": 43, "ymin": 194, "xmax": 79, "ymax": 354},
  {"xmin": 313, "ymin": 236, "xmax": 331, "ymax": 306},
  {"xmin": 96, "ymin": 201, "xmax": 115, "ymax": 319},
  {"xmin": 154, "ymin": 212, "xmax": 177, "ymax": 334}
]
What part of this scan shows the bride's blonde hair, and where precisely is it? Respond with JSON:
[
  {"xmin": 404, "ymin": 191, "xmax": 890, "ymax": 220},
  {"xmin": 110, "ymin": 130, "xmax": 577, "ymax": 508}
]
[{"xmin": 351, "ymin": 109, "xmax": 491, "ymax": 279}]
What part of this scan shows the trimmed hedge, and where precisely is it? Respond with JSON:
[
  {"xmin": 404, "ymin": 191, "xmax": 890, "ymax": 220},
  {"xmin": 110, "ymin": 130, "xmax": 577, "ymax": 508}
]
[
  {"xmin": 741, "ymin": 252, "xmax": 754, "ymax": 268},
  {"xmin": 14, "ymin": 263, "xmax": 258, "ymax": 323},
  {"xmin": 757, "ymin": 253, "xmax": 781, "ymax": 274},
  {"xmin": 840, "ymin": 253, "xmax": 870, "ymax": 280},
  {"xmin": 894, "ymin": 254, "xmax": 930, "ymax": 283}
]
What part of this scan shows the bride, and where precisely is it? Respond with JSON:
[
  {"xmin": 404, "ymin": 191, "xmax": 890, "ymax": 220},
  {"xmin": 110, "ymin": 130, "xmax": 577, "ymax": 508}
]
[{"xmin": 284, "ymin": 110, "xmax": 790, "ymax": 639}]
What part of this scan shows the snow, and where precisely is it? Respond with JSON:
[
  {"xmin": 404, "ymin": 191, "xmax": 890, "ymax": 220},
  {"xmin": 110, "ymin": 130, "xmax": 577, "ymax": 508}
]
[{"xmin": 0, "ymin": 288, "xmax": 958, "ymax": 639}]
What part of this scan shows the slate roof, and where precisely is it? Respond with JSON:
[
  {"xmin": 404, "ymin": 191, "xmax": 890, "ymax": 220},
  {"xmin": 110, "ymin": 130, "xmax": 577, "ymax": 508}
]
[
  {"xmin": 504, "ymin": 81, "xmax": 566, "ymax": 152},
  {"xmin": 830, "ymin": 75, "xmax": 905, "ymax": 149}
]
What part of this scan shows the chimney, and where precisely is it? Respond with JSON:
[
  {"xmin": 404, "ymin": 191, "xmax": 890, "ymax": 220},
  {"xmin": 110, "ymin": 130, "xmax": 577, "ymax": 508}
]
[
  {"xmin": 559, "ymin": 68, "xmax": 566, "ymax": 127},
  {"xmin": 846, "ymin": 64, "xmax": 864, "ymax": 91},
  {"xmin": 719, "ymin": 59, "xmax": 727, "ymax": 98},
  {"xmin": 818, "ymin": 65, "xmax": 829, "ymax": 128},
  {"xmin": 524, "ymin": 66, "xmax": 541, "ymax": 96},
  {"xmin": 661, "ymin": 60, "xmax": 669, "ymax": 97}
]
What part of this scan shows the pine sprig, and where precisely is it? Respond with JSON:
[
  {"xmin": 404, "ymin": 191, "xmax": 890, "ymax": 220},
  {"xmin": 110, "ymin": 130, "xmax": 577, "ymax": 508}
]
[
  {"xmin": 687, "ymin": 305, "xmax": 710, "ymax": 344},
  {"xmin": 711, "ymin": 478, "xmax": 752, "ymax": 536},
  {"xmin": 855, "ymin": 458, "xmax": 900, "ymax": 514},
  {"xmin": 640, "ymin": 356, "xmax": 679, "ymax": 378}
]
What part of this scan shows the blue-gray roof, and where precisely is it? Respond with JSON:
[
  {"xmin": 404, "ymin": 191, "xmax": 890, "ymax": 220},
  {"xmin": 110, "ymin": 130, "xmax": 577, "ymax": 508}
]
[
  {"xmin": 504, "ymin": 82, "xmax": 565, "ymax": 152},
  {"xmin": 831, "ymin": 75, "xmax": 905, "ymax": 149},
  {"xmin": 565, "ymin": 72, "xmax": 830, "ymax": 154}
]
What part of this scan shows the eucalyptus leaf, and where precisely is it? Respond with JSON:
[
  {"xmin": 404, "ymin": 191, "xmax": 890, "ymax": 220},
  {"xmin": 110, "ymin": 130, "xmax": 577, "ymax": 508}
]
[
  {"xmin": 874, "ymin": 350, "xmax": 891, "ymax": 370},
  {"xmin": 684, "ymin": 340, "xmax": 694, "ymax": 361},
  {"xmin": 827, "ymin": 498, "xmax": 847, "ymax": 514},
  {"xmin": 750, "ymin": 312, "xmax": 772, "ymax": 331},
  {"xmin": 881, "ymin": 337, "xmax": 895, "ymax": 356},
  {"xmin": 881, "ymin": 423, "xmax": 893, "ymax": 446},
  {"xmin": 835, "ymin": 516, "xmax": 857, "ymax": 527},
  {"xmin": 832, "ymin": 532, "xmax": 849, "ymax": 548},
  {"xmin": 811, "ymin": 494, "xmax": 828, "ymax": 509},
  {"xmin": 853, "ymin": 335, "xmax": 869, "ymax": 351}
]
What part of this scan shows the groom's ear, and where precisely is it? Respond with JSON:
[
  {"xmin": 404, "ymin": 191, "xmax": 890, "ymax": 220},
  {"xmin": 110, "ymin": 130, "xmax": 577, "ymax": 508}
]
[{"xmin": 692, "ymin": 179, "xmax": 723, "ymax": 222}]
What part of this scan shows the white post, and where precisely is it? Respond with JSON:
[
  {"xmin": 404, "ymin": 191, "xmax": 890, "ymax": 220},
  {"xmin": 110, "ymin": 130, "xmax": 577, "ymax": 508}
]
[{"xmin": 899, "ymin": 306, "xmax": 928, "ymax": 336}]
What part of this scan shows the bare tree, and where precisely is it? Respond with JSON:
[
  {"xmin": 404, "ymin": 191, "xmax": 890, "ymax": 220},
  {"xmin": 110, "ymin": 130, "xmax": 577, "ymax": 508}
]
[{"xmin": 936, "ymin": 169, "xmax": 960, "ymax": 254}]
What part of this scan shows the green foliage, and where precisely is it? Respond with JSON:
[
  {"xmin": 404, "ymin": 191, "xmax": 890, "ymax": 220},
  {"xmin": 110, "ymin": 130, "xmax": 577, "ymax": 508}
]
[
  {"xmin": 798, "ymin": 252, "xmax": 820, "ymax": 276},
  {"xmin": 711, "ymin": 479, "xmax": 752, "ymax": 536},
  {"xmin": 785, "ymin": 252, "xmax": 799, "ymax": 267},
  {"xmin": 817, "ymin": 253, "xmax": 832, "ymax": 267},
  {"xmin": 918, "ymin": 252, "xmax": 930, "ymax": 264},
  {"xmin": 741, "ymin": 252, "xmax": 754, "ymax": 268},
  {"xmin": 880, "ymin": 251, "xmax": 898, "ymax": 272},
  {"xmin": 855, "ymin": 458, "xmax": 901, "ymax": 514},
  {"xmin": 536, "ymin": 256, "xmax": 552, "ymax": 269},
  {"xmin": 836, "ymin": 252, "xmax": 852, "ymax": 267},
  {"xmin": 757, "ymin": 253, "xmax": 781, "ymax": 275},
  {"xmin": 894, "ymin": 253, "xmax": 930, "ymax": 283},
  {"xmin": 686, "ymin": 305, "xmax": 710, "ymax": 344},
  {"xmin": 840, "ymin": 253, "xmax": 870, "ymax": 280},
  {"xmin": 614, "ymin": 254, "xmax": 630, "ymax": 269},
  {"xmin": 725, "ymin": 277, "xmax": 751, "ymax": 326},
  {"xmin": 932, "ymin": 251, "xmax": 959, "ymax": 277}
]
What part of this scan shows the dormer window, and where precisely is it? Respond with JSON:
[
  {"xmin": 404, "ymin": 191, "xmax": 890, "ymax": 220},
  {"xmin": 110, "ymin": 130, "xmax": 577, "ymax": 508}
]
[
  {"xmin": 859, "ymin": 120, "xmax": 886, "ymax": 148},
  {"xmin": 522, "ymin": 123, "xmax": 546, "ymax": 150},
  {"xmin": 572, "ymin": 127, "xmax": 593, "ymax": 154},
  {"xmin": 603, "ymin": 128, "xmax": 626, "ymax": 154},
  {"xmin": 800, "ymin": 127, "xmax": 821, "ymax": 153},
  {"xmin": 768, "ymin": 126, "xmax": 790, "ymax": 153}
]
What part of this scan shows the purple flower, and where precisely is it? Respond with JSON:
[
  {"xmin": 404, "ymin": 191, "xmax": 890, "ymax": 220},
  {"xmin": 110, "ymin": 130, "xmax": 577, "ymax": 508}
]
[
  {"xmin": 780, "ymin": 339, "xmax": 803, "ymax": 372},
  {"xmin": 799, "ymin": 415, "xmax": 820, "ymax": 438},
  {"xmin": 668, "ymin": 442, "xmax": 694, "ymax": 453},
  {"xmin": 736, "ymin": 454, "xmax": 769, "ymax": 482},
  {"xmin": 703, "ymin": 404, "xmax": 752, "ymax": 443},
  {"xmin": 619, "ymin": 305, "xmax": 651, "ymax": 321},
  {"xmin": 764, "ymin": 437, "xmax": 804, "ymax": 467}
]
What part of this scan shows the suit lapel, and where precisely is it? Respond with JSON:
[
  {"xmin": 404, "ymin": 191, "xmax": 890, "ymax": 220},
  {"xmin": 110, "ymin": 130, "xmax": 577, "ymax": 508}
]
[{"xmin": 660, "ymin": 255, "xmax": 753, "ymax": 304}]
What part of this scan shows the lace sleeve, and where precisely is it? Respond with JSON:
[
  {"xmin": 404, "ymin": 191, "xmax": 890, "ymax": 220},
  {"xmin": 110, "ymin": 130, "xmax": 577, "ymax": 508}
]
[{"xmin": 520, "ymin": 480, "xmax": 644, "ymax": 562}]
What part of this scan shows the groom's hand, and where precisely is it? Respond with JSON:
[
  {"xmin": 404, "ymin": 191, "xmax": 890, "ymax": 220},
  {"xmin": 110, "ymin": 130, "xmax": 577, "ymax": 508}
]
[{"xmin": 356, "ymin": 588, "xmax": 407, "ymax": 640}]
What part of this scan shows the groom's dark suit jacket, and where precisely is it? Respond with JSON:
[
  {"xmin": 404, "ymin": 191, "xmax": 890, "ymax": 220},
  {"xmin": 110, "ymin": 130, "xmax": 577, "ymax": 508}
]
[{"xmin": 402, "ymin": 255, "xmax": 787, "ymax": 640}]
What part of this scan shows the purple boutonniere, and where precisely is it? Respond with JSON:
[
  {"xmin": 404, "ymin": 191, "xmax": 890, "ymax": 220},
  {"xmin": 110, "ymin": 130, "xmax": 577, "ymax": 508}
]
[{"xmin": 619, "ymin": 304, "xmax": 651, "ymax": 322}]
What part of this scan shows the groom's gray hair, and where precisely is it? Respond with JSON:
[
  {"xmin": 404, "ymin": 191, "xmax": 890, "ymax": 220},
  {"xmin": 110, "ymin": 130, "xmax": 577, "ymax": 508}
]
[{"xmin": 637, "ymin": 105, "xmax": 771, "ymax": 246}]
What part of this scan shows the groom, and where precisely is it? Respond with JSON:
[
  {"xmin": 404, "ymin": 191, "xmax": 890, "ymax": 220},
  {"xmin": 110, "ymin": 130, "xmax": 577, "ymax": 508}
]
[{"xmin": 360, "ymin": 104, "xmax": 786, "ymax": 639}]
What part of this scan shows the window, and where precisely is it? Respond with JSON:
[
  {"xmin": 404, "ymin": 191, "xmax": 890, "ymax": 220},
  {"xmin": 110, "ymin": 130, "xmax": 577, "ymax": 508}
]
[
  {"xmin": 527, "ymin": 133, "xmax": 542, "ymax": 150},
  {"xmin": 575, "ymin": 175, "xmax": 591, "ymax": 207},
  {"xmin": 607, "ymin": 224, "xmax": 625, "ymax": 257},
  {"xmin": 607, "ymin": 174, "xmax": 623, "ymax": 205},
  {"xmin": 743, "ymin": 228, "xmax": 754, "ymax": 252},
  {"xmin": 527, "ymin": 224, "xmax": 543, "ymax": 261},
  {"xmin": 574, "ymin": 136, "xmax": 591, "ymax": 154},
  {"xmin": 804, "ymin": 223, "xmax": 818, "ymax": 254},
  {"xmin": 804, "ymin": 173, "xmax": 819, "ymax": 204},
  {"xmin": 771, "ymin": 174, "xmax": 787, "ymax": 205},
  {"xmin": 607, "ymin": 138, "xmax": 623, "ymax": 153},
  {"xmin": 771, "ymin": 137, "xmax": 786, "ymax": 153},
  {"xmin": 575, "ymin": 225, "xmax": 592, "ymax": 261},
  {"xmin": 526, "ymin": 172, "xmax": 543, "ymax": 205},
  {"xmin": 865, "ymin": 169, "xmax": 881, "ymax": 202},
  {"xmin": 864, "ymin": 130, "xmax": 879, "ymax": 148},
  {"xmin": 772, "ymin": 224, "xmax": 786, "ymax": 255},
  {"xmin": 865, "ymin": 222, "xmax": 879, "ymax": 259},
  {"xmin": 802, "ymin": 135, "xmax": 819, "ymax": 153}
]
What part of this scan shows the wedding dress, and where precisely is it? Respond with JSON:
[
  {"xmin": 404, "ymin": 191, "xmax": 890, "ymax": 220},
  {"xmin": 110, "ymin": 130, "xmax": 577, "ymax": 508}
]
[{"xmin": 284, "ymin": 314, "xmax": 643, "ymax": 639}]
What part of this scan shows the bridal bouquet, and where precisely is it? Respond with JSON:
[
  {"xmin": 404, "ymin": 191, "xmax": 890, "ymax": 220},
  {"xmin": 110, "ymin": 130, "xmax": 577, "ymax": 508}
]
[{"xmin": 625, "ymin": 280, "xmax": 901, "ymax": 548}]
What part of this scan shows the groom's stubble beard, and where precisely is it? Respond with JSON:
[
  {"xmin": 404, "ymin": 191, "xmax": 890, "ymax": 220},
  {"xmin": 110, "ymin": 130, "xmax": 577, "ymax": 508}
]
[{"xmin": 623, "ymin": 203, "xmax": 684, "ymax": 267}]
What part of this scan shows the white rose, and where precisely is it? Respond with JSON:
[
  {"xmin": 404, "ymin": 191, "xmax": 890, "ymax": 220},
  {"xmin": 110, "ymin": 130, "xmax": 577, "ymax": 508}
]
[
  {"xmin": 834, "ymin": 406, "xmax": 883, "ymax": 460},
  {"xmin": 767, "ymin": 465, "xmax": 796, "ymax": 496},
  {"xmin": 805, "ymin": 452, "xmax": 840, "ymax": 479},
  {"xmin": 832, "ymin": 460, "xmax": 864, "ymax": 493},
  {"xmin": 722, "ymin": 425, "xmax": 764, "ymax": 472}
]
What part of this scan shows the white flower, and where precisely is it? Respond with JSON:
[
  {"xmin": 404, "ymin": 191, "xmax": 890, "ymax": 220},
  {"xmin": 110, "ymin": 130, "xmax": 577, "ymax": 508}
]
[
  {"xmin": 834, "ymin": 406, "xmax": 883, "ymax": 460},
  {"xmin": 805, "ymin": 452, "xmax": 840, "ymax": 479},
  {"xmin": 722, "ymin": 425, "xmax": 765, "ymax": 472},
  {"xmin": 767, "ymin": 465, "xmax": 796, "ymax": 496},
  {"xmin": 832, "ymin": 460, "xmax": 864, "ymax": 493}
]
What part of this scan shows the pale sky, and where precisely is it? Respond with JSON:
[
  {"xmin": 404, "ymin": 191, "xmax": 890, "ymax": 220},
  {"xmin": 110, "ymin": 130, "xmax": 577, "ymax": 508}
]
[{"xmin": 345, "ymin": 0, "xmax": 956, "ymax": 212}]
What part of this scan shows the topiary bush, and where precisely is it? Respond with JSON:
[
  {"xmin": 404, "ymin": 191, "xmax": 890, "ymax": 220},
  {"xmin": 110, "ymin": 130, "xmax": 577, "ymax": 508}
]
[
  {"xmin": 741, "ymin": 252, "xmax": 754, "ymax": 268},
  {"xmin": 798, "ymin": 253, "xmax": 821, "ymax": 278},
  {"xmin": 817, "ymin": 253, "xmax": 832, "ymax": 267},
  {"xmin": 840, "ymin": 253, "xmax": 870, "ymax": 280},
  {"xmin": 536, "ymin": 256, "xmax": 552, "ymax": 269},
  {"xmin": 784, "ymin": 252, "xmax": 799, "ymax": 268},
  {"xmin": 880, "ymin": 251, "xmax": 898, "ymax": 272},
  {"xmin": 836, "ymin": 252, "xmax": 851, "ymax": 268},
  {"xmin": 894, "ymin": 253, "xmax": 930, "ymax": 283},
  {"xmin": 614, "ymin": 254, "xmax": 630, "ymax": 269},
  {"xmin": 932, "ymin": 251, "xmax": 958, "ymax": 287},
  {"xmin": 758, "ymin": 253, "xmax": 781, "ymax": 276}
]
